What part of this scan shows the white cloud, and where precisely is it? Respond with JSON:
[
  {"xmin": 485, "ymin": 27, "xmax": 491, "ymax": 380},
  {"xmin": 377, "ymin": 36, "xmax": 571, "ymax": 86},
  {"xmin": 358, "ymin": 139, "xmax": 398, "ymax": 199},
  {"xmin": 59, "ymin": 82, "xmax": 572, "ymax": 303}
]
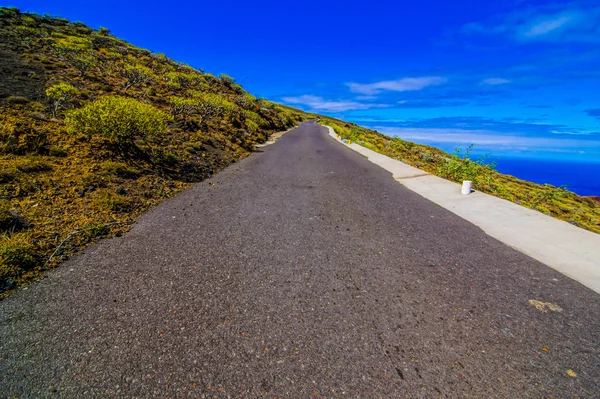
[
  {"xmin": 355, "ymin": 95, "xmax": 378, "ymax": 100},
  {"xmin": 375, "ymin": 127, "xmax": 600, "ymax": 153},
  {"xmin": 345, "ymin": 76, "xmax": 447, "ymax": 95},
  {"xmin": 481, "ymin": 78, "xmax": 510, "ymax": 85},
  {"xmin": 521, "ymin": 14, "xmax": 575, "ymax": 38},
  {"xmin": 462, "ymin": 3, "xmax": 600, "ymax": 43},
  {"xmin": 281, "ymin": 95, "xmax": 388, "ymax": 112}
]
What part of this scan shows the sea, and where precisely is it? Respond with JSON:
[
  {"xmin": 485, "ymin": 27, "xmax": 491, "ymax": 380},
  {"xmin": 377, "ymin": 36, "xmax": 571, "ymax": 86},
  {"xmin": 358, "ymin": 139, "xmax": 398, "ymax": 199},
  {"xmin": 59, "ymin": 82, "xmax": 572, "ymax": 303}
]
[{"xmin": 491, "ymin": 157, "xmax": 600, "ymax": 197}]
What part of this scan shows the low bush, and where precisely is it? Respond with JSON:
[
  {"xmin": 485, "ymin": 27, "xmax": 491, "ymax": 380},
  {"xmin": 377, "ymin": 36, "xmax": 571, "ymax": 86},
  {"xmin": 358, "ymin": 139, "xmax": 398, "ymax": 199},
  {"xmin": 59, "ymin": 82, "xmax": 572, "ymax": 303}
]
[
  {"xmin": 168, "ymin": 96, "xmax": 198, "ymax": 119},
  {"xmin": 15, "ymin": 159, "xmax": 52, "ymax": 173},
  {"xmin": 65, "ymin": 96, "xmax": 168, "ymax": 148},
  {"xmin": 244, "ymin": 119, "xmax": 259, "ymax": 133},
  {"xmin": 0, "ymin": 201, "xmax": 27, "ymax": 233},
  {"xmin": 192, "ymin": 92, "xmax": 236, "ymax": 121},
  {"xmin": 122, "ymin": 63, "xmax": 154, "ymax": 90},
  {"xmin": 101, "ymin": 161, "xmax": 140, "ymax": 179},
  {"xmin": 220, "ymin": 74, "xmax": 234, "ymax": 85},
  {"xmin": 93, "ymin": 189, "xmax": 132, "ymax": 213},
  {"xmin": 234, "ymin": 93, "xmax": 257, "ymax": 110},
  {"xmin": 242, "ymin": 109, "xmax": 269, "ymax": 127},
  {"xmin": 5, "ymin": 96, "xmax": 30, "ymax": 105},
  {"xmin": 437, "ymin": 145, "xmax": 497, "ymax": 188},
  {"xmin": 46, "ymin": 82, "xmax": 79, "ymax": 116},
  {"xmin": 82, "ymin": 221, "xmax": 110, "ymax": 238},
  {"xmin": 72, "ymin": 54, "xmax": 96, "ymax": 76},
  {"xmin": 0, "ymin": 232, "xmax": 39, "ymax": 281},
  {"xmin": 48, "ymin": 147, "xmax": 68, "ymax": 157},
  {"xmin": 164, "ymin": 71, "xmax": 200, "ymax": 89}
]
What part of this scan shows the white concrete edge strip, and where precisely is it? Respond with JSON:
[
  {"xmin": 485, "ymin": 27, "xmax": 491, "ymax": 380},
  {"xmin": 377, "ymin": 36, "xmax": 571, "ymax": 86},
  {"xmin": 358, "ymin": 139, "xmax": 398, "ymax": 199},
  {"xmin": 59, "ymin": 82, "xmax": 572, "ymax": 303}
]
[
  {"xmin": 255, "ymin": 126, "xmax": 298, "ymax": 148},
  {"xmin": 325, "ymin": 125, "xmax": 600, "ymax": 294}
]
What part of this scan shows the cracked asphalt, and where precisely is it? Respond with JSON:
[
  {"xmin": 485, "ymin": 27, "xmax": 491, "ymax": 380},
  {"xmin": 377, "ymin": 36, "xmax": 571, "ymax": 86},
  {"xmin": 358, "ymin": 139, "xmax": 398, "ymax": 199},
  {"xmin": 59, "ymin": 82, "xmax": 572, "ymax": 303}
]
[{"xmin": 1, "ymin": 122, "xmax": 599, "ymax": 398}]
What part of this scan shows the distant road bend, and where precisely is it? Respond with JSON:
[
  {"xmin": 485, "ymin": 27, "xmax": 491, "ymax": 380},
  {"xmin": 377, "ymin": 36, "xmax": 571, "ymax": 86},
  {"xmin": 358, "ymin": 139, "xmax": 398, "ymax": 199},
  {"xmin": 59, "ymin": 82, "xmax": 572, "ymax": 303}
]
[{"xmin": 1, "ymin": 122, "xmax": 599, "ymax": 398}]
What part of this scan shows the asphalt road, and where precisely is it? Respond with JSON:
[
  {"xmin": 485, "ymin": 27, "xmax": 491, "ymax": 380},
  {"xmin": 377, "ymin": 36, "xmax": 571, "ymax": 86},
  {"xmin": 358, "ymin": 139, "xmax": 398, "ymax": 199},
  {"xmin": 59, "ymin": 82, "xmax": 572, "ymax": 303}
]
[{"xmin": 1, "ymin": 122, "xmax": 599, "ymax": 398}]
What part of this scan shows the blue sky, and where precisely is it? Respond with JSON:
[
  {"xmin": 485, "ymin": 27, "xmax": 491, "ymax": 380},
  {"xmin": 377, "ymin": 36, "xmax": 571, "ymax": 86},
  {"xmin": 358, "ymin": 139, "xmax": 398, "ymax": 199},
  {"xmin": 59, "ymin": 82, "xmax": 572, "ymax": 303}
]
[{"xmin": 7, "ymin": 0, "xmax": 600, "ymax": 162}]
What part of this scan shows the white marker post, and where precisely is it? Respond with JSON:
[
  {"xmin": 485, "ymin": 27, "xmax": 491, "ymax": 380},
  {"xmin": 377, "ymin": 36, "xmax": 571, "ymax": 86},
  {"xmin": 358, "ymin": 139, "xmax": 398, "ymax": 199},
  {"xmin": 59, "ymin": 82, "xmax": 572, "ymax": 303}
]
[{"xmin": 461, "ymin": 180, "xmax": 473, "ymax": 195}]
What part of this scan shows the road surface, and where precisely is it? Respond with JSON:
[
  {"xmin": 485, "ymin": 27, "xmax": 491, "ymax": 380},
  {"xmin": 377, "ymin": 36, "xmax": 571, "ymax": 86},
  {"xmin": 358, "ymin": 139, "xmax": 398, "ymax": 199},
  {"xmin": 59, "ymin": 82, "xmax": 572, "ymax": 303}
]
[{"xmin": 1, "ymin": 122, "xmax": 599, "ymax": 398}]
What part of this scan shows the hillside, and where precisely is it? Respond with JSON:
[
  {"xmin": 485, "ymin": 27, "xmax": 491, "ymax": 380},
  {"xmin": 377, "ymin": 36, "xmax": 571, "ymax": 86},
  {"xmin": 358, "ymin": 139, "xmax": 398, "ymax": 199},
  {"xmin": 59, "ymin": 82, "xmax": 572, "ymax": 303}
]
[{"xmin": 0, "ymin": 7, "xmax": 309, "ymax": 296}]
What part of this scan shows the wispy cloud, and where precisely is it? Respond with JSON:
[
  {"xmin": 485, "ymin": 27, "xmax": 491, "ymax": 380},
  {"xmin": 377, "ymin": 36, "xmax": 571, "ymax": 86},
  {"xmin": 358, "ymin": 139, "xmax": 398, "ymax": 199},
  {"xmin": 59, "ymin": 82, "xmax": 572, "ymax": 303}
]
[
  {"xmin": 394, "ymin": 99, "xmax": 469, "ymax": 108},
  {"xmin": 281, "ymin": 95, "xmax": 388, "ymax": 112},
  {"xmin": 481, "ymin": 78, "xmax": 510, "ymax": 85},
  {"xmin": 372, "ymin": 126, "xmax": 600, "ymax": 161},
  {"xmin": 355, "ymin": 95, "xmax": 378, "ymax": 101},
  {"xmin": 521, "ymin": 14, "xmax": 576, "ymax": 38},
  {"xmin": 523, "ymin": 104, "xmax": 554, "ymax": 109},
  {"xmin": 585, "ymin": 109, "xmax": 600, "ymax": 119},
  {"xmin": 354, "ymin": 116, "xmax": 600, "ymax": 138},
  {"xmin": 345, "ymin": 76, "xmax": 447, "ymax": 95},
  {"xmin": 462, "ymin": 2, "xmax": 600, "ymax": 43}
]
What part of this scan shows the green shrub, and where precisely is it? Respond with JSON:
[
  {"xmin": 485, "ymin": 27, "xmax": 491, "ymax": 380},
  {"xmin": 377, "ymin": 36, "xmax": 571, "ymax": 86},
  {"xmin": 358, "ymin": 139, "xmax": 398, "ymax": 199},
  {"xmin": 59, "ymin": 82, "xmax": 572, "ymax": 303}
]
[
  {"xmin": 437, "ymin": 145, "xmax": 496, "ymax": 187},
  {"xmin": 0, "ymin": 7, "xmax": 21, "ymax": 17},
  {"xmin": 49, "ymin": 147, "xmax": 68, "ymax": 157},
  {"xmin": 168, "ymin": 96, "xmax": 198, "ymax": 119},
  {"xmin": 235, "ymin": 93, "xmax": 257, "ymax": 110},
  {"xmin": 20, "ymin": 15, "xmax": 37, "ymax": 26},
  {"xmin": 0, "ymin": 202, "xmax": 26, "ymax": 233},
  {"xmin": 160, "ymin": 151, "xmax": 179, "ymax": 165},
  {"xmin": 153, "ymin": 53, "xmax": 167, "ymax": 62},
  {"xmin": 102, "ymin": 161, "xmax": 140, "ymax": 179},
  {"xmin": 74, "ymin": 22, "xmax": 92, "ymax": 35},
  {"xmin": 72, "ymin": 54, "xmax": 96, "ymax": 76},
  {"xmin": 242, "ymin": 109, "xmax": 269, "ymax": 127},
  {"xmin": 46, "ymin": 82, "xmax": 79, "ymax": 116},
  {"xmin": 5, "ymin": 96, "xmax": 30, "ymax": 105},
  {"xmin": 0, "ymin": 166, "xmax": 15, "ymax": 183},
  {"xmin": 122, "ymin": 63, "xmax": 154, "ymax": 90},
  {"xmin": 220, "ymin": 74, "xmax": 234, "ymax": 85},
  {"xmin": 93, "ymin": 190, "xmax": 132, "ymax": 212},
  {"xmin": 164, "ymin": 71, "xmax": 200, "ymax": 89},
  {"xmin": 15, "ymin": 159, "xmax": 52, "ymax": 173},
  {"xmin": 0, "ymin": 120, "xmax": 16, "ymax": 153},
  {"xmin": 52, "ymin": 35, "xmax": 92, "ymax": 55},
  {"xmin": 191, "ymin": 92, "xmax": 236, "ymax": 121},
  {"xmin": 0, "ymin": 233, "xmax": 39, "ymax": 280},
  {"xmin": 82, "ymin": 221, "xmax": 110, "ymax": 238},
  {"xmin": 65, "ymin": 96, "xmax": 168, "ymax": 147},
  {"xmin": 529, "ymin": 184, "xmax": 570, "ymax": 207},
  {"xmin": 244, "ymin": 119, "xmax": 259, "ymax": 133}
]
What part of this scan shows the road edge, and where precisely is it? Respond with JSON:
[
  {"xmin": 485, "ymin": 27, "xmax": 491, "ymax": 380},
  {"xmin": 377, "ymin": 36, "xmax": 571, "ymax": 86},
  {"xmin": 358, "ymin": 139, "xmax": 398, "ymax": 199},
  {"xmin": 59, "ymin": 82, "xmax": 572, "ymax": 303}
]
[
  {"xmin": 255, "ymin": 125, "xmax": 298, "ymax": 148},
  {"xmin": 324, "ymin": 125, "xmax": 600, "ymax": 294}
]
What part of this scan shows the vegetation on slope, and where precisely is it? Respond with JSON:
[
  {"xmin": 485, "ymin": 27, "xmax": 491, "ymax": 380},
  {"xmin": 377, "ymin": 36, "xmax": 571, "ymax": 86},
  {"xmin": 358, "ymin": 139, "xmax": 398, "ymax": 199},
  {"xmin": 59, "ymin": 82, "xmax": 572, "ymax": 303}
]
[
  {"xmin": 0, "ymin": 7, "xmax": 309, "ymax": 296},
  {"xmin": 320, "ymin": 117, "xmax": 600, "ymax": 234}
]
